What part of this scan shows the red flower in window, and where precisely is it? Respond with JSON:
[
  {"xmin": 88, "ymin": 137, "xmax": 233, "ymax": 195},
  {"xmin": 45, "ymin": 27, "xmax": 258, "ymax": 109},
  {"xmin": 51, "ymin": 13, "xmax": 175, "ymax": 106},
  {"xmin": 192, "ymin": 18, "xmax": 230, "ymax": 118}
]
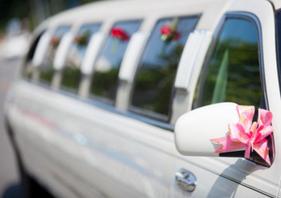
[
  {"xmin": 160, "ymin": 19, "xmax": 181, "ymax": 42},
  {"xmin": 111, "ymin": 27, "xmax": 129, "ymax": 41},
  {"xmin": 50, "ymin": 36, "xmax": 60, "ymax": 48}
]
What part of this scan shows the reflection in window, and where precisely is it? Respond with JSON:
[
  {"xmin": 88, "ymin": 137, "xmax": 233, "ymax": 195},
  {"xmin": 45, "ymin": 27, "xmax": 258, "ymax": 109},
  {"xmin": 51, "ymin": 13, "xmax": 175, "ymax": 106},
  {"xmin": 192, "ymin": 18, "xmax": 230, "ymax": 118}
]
[
  {"xmin": 22, "ymin": 31, "xmax": 46, "ymax": 79},
  {"xmin": 193, "ymin": 18, "xmax": 263, "ymax": 109},
  {"xmin": 61, "ymin": 24, "xmax": 101, "ymax": 91},
  {"xmin": 38, "ymin": 25, "xmax": 70, "ymax": 84},
  {"xmin": 131, "ymin": 17, "xmax": 198, "ymax": 121},
  {"xmin": 90, "ymin": 20, "xmax": 141, "ymax": 104},
  {"xmin": 276, "ymin": 10, "xmax": 281, "ymax": 93},
  {"xmin": 23, "ymin": 63, "xmax": 34, "ymax": 80}
]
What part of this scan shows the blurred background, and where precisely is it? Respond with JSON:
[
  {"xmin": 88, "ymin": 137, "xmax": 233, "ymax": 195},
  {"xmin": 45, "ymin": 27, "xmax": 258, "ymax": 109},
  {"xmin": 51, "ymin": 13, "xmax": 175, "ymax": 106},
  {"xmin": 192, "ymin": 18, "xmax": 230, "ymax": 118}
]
[
  {"xmin": 0, "ymin": 0, "xmax": 100, "ymax": 58},
  {"xmin": 0, "ymin": 1, "xmax": 99, "ymax": 197}
]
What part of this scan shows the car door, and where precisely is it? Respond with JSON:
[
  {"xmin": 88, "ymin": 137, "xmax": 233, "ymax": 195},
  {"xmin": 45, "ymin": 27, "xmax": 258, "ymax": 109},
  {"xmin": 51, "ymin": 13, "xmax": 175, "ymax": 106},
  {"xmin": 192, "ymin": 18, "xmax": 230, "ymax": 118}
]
[{"xmin": 175, "ymin": 0, "xmax": 281, "ymax": 197}]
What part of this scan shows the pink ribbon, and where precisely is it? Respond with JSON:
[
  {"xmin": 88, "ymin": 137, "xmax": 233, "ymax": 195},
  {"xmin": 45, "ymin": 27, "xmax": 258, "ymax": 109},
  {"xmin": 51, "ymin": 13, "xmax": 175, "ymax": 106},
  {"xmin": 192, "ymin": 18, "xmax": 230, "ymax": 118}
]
[{"xmin": 211, "ymin": 105, "xmax": 273, "ymax": 165}]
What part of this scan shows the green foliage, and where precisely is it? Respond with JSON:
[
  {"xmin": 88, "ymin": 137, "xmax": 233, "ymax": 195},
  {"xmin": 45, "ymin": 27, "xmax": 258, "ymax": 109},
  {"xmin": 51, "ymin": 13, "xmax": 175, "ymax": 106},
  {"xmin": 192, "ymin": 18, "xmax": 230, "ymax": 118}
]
[
  {"xmin": 61, "ymin": 66, "xmax": 81, "ymax": 91},
  {"xmin": 193, "ymin": 21, "xmax": 263, "ymax": 110},
  {"xmin": 133, "ymin": 44, "xmax": 183, "ymax": 116},
  {"xmin": 90, "ymin": 68, "xmax": 119, "ymax": 102},
  {"xmin": 39, "ymin": 67, "xmax": 55, "ymax": 84},
  {"xmin": 22, "ymin": 64, "xmax": 33, "ymax": 80}
]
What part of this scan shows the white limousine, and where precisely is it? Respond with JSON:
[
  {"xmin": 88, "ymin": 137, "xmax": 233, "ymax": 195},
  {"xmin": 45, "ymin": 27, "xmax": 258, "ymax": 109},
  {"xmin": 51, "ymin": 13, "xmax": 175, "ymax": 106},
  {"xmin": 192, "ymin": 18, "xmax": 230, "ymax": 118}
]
[{"xmin": 4, "ymin": 0, "xmax": 281, "ymax": 197}]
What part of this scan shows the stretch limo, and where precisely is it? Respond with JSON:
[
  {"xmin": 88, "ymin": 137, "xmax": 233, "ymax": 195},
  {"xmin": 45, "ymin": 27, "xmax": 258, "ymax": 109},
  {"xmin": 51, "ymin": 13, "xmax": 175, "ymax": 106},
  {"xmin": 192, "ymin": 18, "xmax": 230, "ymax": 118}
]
[{"xmin": 4, "ymin": 0, "xmax": 281, "ymax": 197}]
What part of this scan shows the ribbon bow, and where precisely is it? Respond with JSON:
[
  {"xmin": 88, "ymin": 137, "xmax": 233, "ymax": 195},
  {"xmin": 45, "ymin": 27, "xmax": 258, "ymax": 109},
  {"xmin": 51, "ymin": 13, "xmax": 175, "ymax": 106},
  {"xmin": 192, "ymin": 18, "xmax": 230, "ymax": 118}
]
[{"xmin": 211, "ymin": 105, "xmax": 273, "ymax": 165}]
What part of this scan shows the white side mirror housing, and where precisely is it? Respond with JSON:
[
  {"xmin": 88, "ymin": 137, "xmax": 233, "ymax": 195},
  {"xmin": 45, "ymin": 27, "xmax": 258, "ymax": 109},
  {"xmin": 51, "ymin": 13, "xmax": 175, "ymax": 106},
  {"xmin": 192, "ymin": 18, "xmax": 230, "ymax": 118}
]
[
  {"xmin": 175, "ymin": 102, "xmax": 275, "ymax": 167},
  {"xmin": 175, "ymin": 102, "xmax": 240, "ymax": 156}
]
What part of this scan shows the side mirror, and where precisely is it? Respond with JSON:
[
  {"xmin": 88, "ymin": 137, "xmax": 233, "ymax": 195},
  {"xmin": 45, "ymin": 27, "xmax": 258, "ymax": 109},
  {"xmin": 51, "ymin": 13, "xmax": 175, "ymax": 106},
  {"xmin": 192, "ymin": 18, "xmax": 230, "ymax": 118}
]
[{"xmin": 175, "ymin": 103, "xmax": 274, "ymax": 167}]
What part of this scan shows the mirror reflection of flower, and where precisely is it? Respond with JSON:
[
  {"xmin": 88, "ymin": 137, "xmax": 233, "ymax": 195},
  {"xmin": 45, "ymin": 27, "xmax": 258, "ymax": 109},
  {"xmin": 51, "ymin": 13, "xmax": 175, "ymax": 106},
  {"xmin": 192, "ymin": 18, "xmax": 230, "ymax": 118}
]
[
  {"xmin": 75, "ymin": 31, "xmax": 91, "ymax": 47},
  {"xmin": 110, "ymin": 27, "xmax": 130, "ymax": 53},
  {"xmin": 50, "ymin": 36, "xmax": 60, "ymax": 48}
]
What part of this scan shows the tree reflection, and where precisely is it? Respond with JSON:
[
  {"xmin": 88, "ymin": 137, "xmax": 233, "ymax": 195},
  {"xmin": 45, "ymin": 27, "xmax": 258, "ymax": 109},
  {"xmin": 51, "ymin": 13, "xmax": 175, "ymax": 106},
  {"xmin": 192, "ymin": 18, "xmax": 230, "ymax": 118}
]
[
  {"xmin": 39, "ymin": 25, "xmax": 70, "ymax": 84},
  {"xmin": 90, "ymin": 20, "xmax": 141, "ymax": 103},
  {"xmin": 193, "ymin": 18, "xmax": 263, "ymax": 109},
  {"xmin": 61, "ymin": 24, "xmax": 100, "ymax": 91},
  {"xmin": 132, "ymin": 17, "xmax": 198, "ymax": 120}
]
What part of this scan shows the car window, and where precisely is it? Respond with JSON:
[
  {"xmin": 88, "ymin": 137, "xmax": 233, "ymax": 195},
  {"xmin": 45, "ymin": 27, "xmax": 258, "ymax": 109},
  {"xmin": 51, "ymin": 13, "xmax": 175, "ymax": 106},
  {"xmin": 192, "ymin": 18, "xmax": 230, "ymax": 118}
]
[
  {"xmin": 38, "ymin": 25, "xmax": 70, "ymax": 84},
  {"xmin": 22, "ymin": 31, "xmax": 45, "ymax": 79},
  {"xmin": 192, "ymin": 17, "xmax": 263, "ymax": 109},
  {"xmin": 90, "ymin": 20, "xmax": 141, "ymax": 104},
  {"xmin": 130, "ymin": 16, "xmax": 198, "ymax": 121},
  {"xmin": 61, "ymin": 23, "xmax": 101, "ymax": 92},
  {"xmin": 276, "ymin": 9, "xmax": 281, "ymax": 94}
]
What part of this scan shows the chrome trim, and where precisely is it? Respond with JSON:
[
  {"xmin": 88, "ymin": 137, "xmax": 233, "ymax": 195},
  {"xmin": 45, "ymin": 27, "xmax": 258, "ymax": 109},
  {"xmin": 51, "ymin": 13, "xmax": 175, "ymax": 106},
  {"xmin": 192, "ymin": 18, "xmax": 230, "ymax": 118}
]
[{"xmin": 175, "ymin": 168, "xmax": 197, "ymax": 192}]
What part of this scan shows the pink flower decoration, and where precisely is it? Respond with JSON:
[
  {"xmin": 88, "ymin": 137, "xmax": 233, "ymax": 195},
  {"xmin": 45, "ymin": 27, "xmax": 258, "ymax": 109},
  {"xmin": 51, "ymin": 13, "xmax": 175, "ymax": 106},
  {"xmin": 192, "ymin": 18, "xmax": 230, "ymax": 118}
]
[
  {"xmin": 111, "ymin": 27, "xmax": 129, "ymax": 41},
  {"xmin": 211, "ymin": 105, "xmax": 273, "ymax": 165}
]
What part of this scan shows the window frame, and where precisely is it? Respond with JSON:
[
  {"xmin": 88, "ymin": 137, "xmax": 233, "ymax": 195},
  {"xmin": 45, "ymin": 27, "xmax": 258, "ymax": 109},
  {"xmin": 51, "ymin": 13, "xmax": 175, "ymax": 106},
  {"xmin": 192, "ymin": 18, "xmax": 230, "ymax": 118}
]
[
  {"xmin": 36, "ymin": 24, "xmax": 72, "ymax": 86},
  {"xmin": 89, "ymin": 19, "xmax": 142, "ymax": 105},
  {"xmin": 128, "ymin": 14, "xmax": 200, "ymax": 123},
  {"xmin": 21, "ymin": 30, "xmax": 46, "ymax": 80},
  {"xmin": 191, "ymin": 12, "xmax": 269, "ymax": 110},
  {"xmin": 276, "ymin": 9, "xmax": 281, "ymax": 96},
  {"xmin": 60, "ymin": 22, "xmax": 102, "ymax": 93},
  {"xmin": 22, "ymin": 13, "xmax": 268, "ymax": 132}
]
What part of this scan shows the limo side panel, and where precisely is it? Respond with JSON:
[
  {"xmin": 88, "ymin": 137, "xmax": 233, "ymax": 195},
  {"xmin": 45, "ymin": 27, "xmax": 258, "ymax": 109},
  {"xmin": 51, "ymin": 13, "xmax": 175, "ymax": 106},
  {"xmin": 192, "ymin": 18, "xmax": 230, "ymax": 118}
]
[{"xmin": 6, "ymin": 82, "xmax": 269, "ymax": 197}]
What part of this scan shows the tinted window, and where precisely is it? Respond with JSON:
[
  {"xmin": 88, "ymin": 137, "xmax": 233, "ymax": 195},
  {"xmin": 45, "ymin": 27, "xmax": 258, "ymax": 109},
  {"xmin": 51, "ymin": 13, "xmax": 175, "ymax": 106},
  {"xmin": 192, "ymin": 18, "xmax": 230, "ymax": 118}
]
[
  {"xmin": 90, "ymin": 20, "xmax": 141, "ymax": 104},
  {"xmin": 131, "ymin": 17, "xmax": 198, "ymax": 121},
  {"xmin": 193, "ymin": 18, "xmax": 263, "ymax": 108},
  {"xmin": 276, "ymin": 9, "xmax": 281, "ymax": 94},
  {"xmin": 22, "ymin": 31, "xmax": 45, "ymax": 79},
  {"xmin": 61, "ymin": 23, "xmax": 101, "ymax": 91},
  {"xmin": 38, "ymin": 25, "xmax": 70, "ymax": 84}
]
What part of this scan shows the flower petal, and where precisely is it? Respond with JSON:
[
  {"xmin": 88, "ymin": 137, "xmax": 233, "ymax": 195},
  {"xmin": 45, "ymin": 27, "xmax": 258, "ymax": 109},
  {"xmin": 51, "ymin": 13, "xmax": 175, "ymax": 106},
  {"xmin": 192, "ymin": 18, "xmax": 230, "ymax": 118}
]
[
  {"xmin": 229, "ymin": 123, "xmax": 249, "ymax": 144},
  {"xmin": 211, "ymin": 134, "xmax": 245, "ymax": 153},
  {"xmin": 254, "ymin": 127, "xmax": 272, "ymax": 146},
  {"xmin": 258, "ymin": 109, "xmax": 273, "ymax": 127},
  {"xmin": 253, "ymin": 139, "xmax": 271, "ymax": 165},
  {"xmin": 237, "ymin": 105, "xmax": 255, "ymax": 132}
]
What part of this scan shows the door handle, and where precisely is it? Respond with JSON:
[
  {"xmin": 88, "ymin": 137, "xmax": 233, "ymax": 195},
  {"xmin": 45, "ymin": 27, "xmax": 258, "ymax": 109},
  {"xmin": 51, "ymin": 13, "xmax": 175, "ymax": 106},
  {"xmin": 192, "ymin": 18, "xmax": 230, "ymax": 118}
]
[{"xmin": 175, "ymin": 168, "xmax": 197, "ymax": 192}]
